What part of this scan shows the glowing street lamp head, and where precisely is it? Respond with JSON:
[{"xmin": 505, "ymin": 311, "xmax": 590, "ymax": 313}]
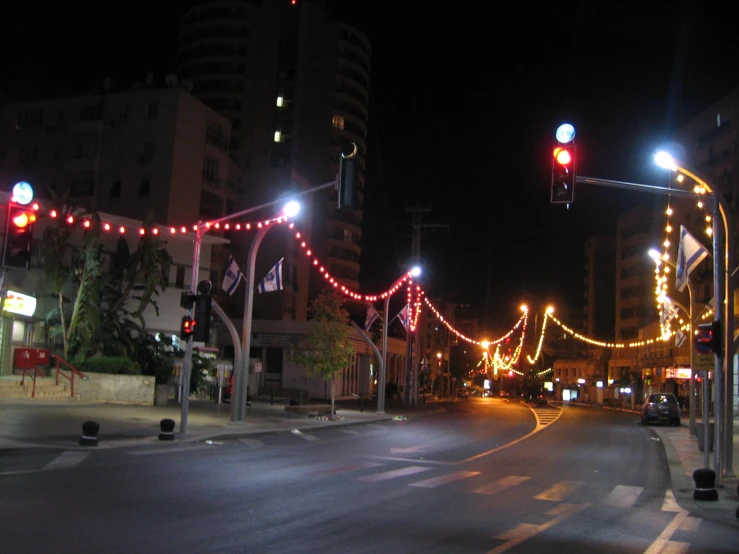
[
  {"xmin": 520, "ymin": 304, "xmax": 528, "ymax": 312},
  {"xmin": 546, "ymin": 306, "xmax": 554, "ymax": 314},
  {"xmin": 481, "ymin": 341, "xmax": 490, "ymax": 349},
  {"xmin": 654, "ymin": 151, "xmax": 677, "ymax": 171},
  {"xmin": 410, "ymin": 266, "xmax": 421, "ymax": 277},
  {"xmin": 648, "ymin": 249, "xmax": 662, "ymax": 261},
  {"xmin": 555, "ymin": 123, "xmax": 576, "ymax": 144},
  {"xmin": 282, "ymin": 201, "xmax": 300, "ymax": 217}
]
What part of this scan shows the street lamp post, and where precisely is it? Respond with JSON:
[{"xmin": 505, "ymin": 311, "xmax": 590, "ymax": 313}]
[
  {"xmin": 655, "ymin": 151, "xmax": 735, "ymax": 482},
  {"xmin": 648, "ymin": 249, "xmax": 699, "ymax": 436},
  {"xmin": 378, "ymin": 267, "xmax": 420, "ymax": 413}
]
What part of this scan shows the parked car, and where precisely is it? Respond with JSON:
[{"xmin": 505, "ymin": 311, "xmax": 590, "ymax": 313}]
[
  {"xmin": 456, "ymin": 388, "xmax": 469, "ymax": 398},
  {"xmin": 641, "ymin": 393, "xmax": 681, "ymax": 426}
]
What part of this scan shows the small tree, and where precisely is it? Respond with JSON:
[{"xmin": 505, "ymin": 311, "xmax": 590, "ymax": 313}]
[{"xmin": 292, "ymin": 288, "xmax": 355, "ymax": 416}]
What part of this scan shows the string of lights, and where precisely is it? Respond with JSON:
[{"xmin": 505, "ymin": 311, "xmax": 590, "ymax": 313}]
[{"xmin": 548, "ymin": 314, "xmax": 668, "ymax": 348}]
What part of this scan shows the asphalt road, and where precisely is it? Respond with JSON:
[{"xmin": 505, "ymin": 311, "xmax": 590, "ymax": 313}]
[{"xmin": 2, "ymin": 398, "xmax": 737, "ymax": 553}]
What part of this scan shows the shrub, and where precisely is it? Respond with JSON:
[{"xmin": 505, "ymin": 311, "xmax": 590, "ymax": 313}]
[{"xmin": 78, "ymin": 356, "xmax": 142, "ymax": 375}]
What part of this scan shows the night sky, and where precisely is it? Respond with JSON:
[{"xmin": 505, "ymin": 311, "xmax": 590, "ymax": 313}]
[{"xmin": 2, "ymin": 0, "xmax": 739, "ymax": 331}]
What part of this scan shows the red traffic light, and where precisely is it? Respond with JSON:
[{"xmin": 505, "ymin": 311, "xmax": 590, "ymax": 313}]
[
  {"xmin": 180, "ymin": 316, "xmax": 196, "ymax": 339},
  {"xmin": 553, "ymin": 146, "xmax": 572, "ymax": 166},
  {"xmin": 12, "ymin": 210, "xmax": 36, "ymax": 228}
]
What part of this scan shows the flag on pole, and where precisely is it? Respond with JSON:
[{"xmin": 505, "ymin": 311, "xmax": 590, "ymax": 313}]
[
  {"xmin": 364, "ymin": 303, "xmax": 380, "ymax": 330},
  {"xmin": 675, "ymin": 328, "xmax": 687, "ymax": 348},
  {"xmin": 221, "ymin": 256, "xmax": 243, "ymax": 295},
  {"xmin": 257, "ymin": 257, "xmax": 284, "ymax": 293},
  {"xmin": 397, "ymin": 304, "xmax": 409, "ymax": 330},
  {"xmin": 660, "ymin": 296, "xmax": 679, "ymax": 325},
  {"xmin": 676, "ymin": 225, "xmax": 709, "ymax": 292}
]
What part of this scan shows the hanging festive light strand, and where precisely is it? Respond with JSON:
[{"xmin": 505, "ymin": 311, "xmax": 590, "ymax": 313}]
[
  {"xmin": 548, "ymin": 314, "xmax": 667, "ymax": 348},
  {"xmin": 423, "ymin": 296, "xmax": 527, "ymax": 346},
  {"xmin": 526, "ymin": 310, "xmax": 551, "ymax": 364}
]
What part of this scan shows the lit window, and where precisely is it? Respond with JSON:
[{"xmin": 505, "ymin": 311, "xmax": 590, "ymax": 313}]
[
  {"xmin": 276, "ymin": 96, "xmax": 284, "ymax": 107},
  {"xmin": 274, "ymin": 131, "xmax": 281, "ymax": 143},
  {"xmin": 332, "ymin": 114, "xmax": 344, "ymax": 129}
]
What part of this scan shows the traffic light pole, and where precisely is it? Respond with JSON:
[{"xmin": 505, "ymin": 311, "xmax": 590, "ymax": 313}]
[{"xmin": 576, "ymin": 174, "xmax": 735, "ymax": 483}]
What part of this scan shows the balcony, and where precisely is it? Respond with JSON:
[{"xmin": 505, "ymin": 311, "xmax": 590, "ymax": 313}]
[{"xmin": 69, "ymin": 120, "xmax": 103, "ymax": 135}]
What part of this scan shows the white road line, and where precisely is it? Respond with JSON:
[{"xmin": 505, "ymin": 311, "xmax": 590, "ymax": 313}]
[
  {"xmin": 309, "ymin": 461, "xmax": 384, "ymax": 477},
  {"xmin": 127, "ymin": 444, "xmax": 216, "ymax": 456},
  {"xmin": 339, "ymin": 429, "xmax": 361, "ymax": 436},
  {"xmin": 43, "ymin": 451, "xmax": 90, "ymax": 471},
  {"xmin": 642, "ymin": 510, "xmax": 690, "ymax": 554},
  {"xmin": 603, "ymin": 485, "xmax": 643, "ymax": 508},
  {"xmin": 295, "ymin": 433, "xmax": 322, "ymax": 443},
  {"xmin": 238, "ymin": 438, "xmax": 265, "ymax": 448},
  {"xmin": 356, "ymin": 466, "xmax": 432, "ymax": 482},
  {"xmin": 533, "ymin": 481, "xmax": 585, "ymax": 502},
  {"xmin": 409, "ymin": 470, "xmax": 480, "ymax": 488},
  {"xmin": 474, "ymin": 475, "xmax": 530, "ymax": 495},
  {"xmin": 489, "ymin": 503, "xmax": 590, "ymax": 553}
]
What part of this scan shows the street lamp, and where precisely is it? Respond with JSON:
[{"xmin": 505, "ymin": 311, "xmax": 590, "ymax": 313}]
[
  {"xmin": 648, "ymin": 248, "xmax": 699, "ymax": 436},
  {"xmin": 378, "ymin": 266, "xmax": 421, "ymax": 413},
  {"xmin": 231, "ymin": 201, "xmax": 301, "ymax": 422},
  {"xmin": 654, "ymin": 150, "xmax": 735, "ymax": 482}
]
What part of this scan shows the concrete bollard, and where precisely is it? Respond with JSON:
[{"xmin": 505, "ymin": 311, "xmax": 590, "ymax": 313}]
[
  {"xmin": 692, "ymin": 468, "xmax": 719, "ymax": 501},
  {"xmin": 158, "ymin": 418, "xmax": 176, "ymax": 441},
  {"xmin": 79, "ymin": 421, "xmax": 100, "ymax": 446}
]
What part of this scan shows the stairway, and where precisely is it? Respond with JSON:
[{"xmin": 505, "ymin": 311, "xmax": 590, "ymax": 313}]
[{"xmin": 0, "ymin": 376, "xmax": 80, "ymax": 401}]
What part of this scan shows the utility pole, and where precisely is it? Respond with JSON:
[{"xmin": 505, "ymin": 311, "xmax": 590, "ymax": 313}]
[{"xmin": 403, "ymin": 204, "xmax": 449, "ymax": 404}]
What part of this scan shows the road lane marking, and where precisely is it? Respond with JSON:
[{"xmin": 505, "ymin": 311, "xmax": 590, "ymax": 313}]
[
  {"xmin": 603, "ymin": 485, "xmax": 643, "ymax": 508},
  {"xmin": 295, "ymin": 433, "xmax": 322, "ymax": 442},
  {"xmin": 489, "ymin": 503, "xmax": 590, "ymax": 553},
  {"xmin": 309, "ymin": 462, "xmax": 384, "ymax": 477},
  {"xmin": 661, "ymin": 489, "xmax": 682, "ymax": 512},
  {"xmin": 238, "ymin": 438, "xmax": 265, "ymax": 448},
  {"xmin": 43, "ymin": 451, "xmax": 90, "ymax": 471},
  {"xmin": 339, "ymin": 429, "xmax": 360, "ymax": 436},
  {"xmin": 533, "ymin": 480, "xmax": 584, "ymax": 501},
  {"xmin": 356, "ymin": 466, "xmax": 431, "ymax": 482},
  {"xmin": 409, "ymin": 470, "xmax": 480, "ymax": 488},
  {"xmin": 473, "ymin": 475, "xmax": 530, "ymax": 495},
  {"xmin": 127, "ymin": 444, "xmax": 216, "ymax": 456},
  {"xmin": 643, "ymin": 510, "xmax": 690, "ymax": 554}
]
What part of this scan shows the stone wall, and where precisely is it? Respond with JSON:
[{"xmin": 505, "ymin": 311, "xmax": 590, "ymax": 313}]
[{"xmin": 76, "ymin": 373, "xmax": 155, "ymax": 405}]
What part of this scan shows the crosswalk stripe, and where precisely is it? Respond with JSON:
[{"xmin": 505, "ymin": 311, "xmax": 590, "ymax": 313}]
[
  {"xmin": 474, "ymin": 475, "xmax": 530, "ymax": 495},
  {"xmin": 295, "ymin": 433, "xmax": 322, "ymax": 442},
  {"xmin": 409, "ymin": 470, "xmax": 480, "ymax": 488},
  {"xmin": 310, "ymin": 462, "xmax": 384, "ymax": 477},
  {"xmin": 643, "ymin": 510, "xmax": 690, "ymax": 554},
  {"xmin": 533, "ymin": 481, "xmax": 584, "ymax": 501},
  {"xmin": 356, "ymin": 465, "xmax": 431, "ymax": 482},
  {"xmin": 604, "ymin": 485, "xmax": 643, "ymax": 508},
  {"xmin": 43, "ymin": 451, "xmax": 89, "ymax": 471},
  {"xmin": 339, "ymin": 429, "xmax": 361, "ymax": 436},
  {"xmin": 238, "ymin": 438, "xmax": 265, "ymax": 448},
  {"xmin": 657, "ymin": 542, "xmax": 690, "ymax": 554}
]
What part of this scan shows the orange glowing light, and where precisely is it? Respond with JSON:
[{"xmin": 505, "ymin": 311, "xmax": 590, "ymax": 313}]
[{"xmin": 553, "ymin": 146, "xmax": 572, "ymax": 165}]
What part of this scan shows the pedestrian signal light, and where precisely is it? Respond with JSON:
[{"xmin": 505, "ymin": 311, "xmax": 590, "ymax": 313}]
[{"xmin": 695, "ymin": 321, "xmax": 721, "ymax": 355}]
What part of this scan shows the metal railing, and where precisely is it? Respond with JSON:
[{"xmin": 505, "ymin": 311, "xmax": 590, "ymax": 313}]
[
  {"xmin": 21, "ymin": 366, "xmax": 45, "ymax": 398},
  {"xmin": 52, "ymin": 355, "xmax": 86, "ymax": 396}
]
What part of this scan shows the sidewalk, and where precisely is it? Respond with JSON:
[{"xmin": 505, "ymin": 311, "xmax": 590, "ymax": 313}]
[{"xmin": 1, "ymin": 396, "xmax": 737, "ymax": 526}]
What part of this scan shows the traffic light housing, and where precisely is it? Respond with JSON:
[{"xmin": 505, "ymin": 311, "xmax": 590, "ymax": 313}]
[
  {"xmin": 193, "ymin": 294, "xmax": 212, "ymax": 342},
  {"xmin": 180, "ymin": 316, "xmax": 196, "ymax": 340},
  {"xmin": 551, "ymin": 145, "xmax": 576, "ymax": 204},
  {"xmin": 695, "ymin": 320, "xmax": 722, "ymax": 355},
  {"xmin": 3, "ymin": 203, "xmax": 37, "ymax": 269},
  {"xmin": 337, "ymin": 154, "xmax": 357, "ymax": 212}
]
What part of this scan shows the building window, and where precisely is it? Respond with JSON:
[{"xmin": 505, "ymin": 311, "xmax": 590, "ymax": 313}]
[
  {"xmin": 16, "ymin": 109, "xmax": 43, "ymax": 128},
  {"xmin": 276, "ymin": 96, "xmax": 284, "ymax": 107},
  {"xmin": 274, "ymin": 131, "xmax": 281, "ymax": 143},
  {"xmin": 176, "ymin": 266, "xmax": 185, "ymax": 288},
  {"xmin": 110, "ymin": 180, "xmax": 122, "ymax": 198},
  {"xmin": 202, "ymin": 156, "xmax": 219, "ymax": 185},
  {"xmin": 332, "ymin": 114, "xmax": 345, "ymax": 129},
  {"xmin": 138, "ymin": 179, "xmax": 151, "ymax": 196},
  {"xmin": 147, "ymin": 102, "xmax": 158, "ymax": 118}
]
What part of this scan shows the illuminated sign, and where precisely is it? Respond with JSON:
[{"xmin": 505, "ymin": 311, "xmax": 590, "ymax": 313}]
[
  {"xmin": 544, "ymin": 382, "xmax": 553, "ymax": 391},
  {"xmin": 665, "ymin": 367, "xmax": 692, "ymax": 380},
  {"xmin": 3, "ymin": 290, "xmax": 37, "ymax": 317}
]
